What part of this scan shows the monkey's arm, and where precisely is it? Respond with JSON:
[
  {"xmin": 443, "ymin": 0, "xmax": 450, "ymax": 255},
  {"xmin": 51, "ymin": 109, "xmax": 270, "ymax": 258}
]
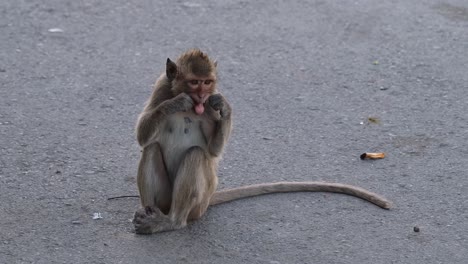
[
  {"xmin": 207, "ymin": 94, "xmax": 232, "ymax": 157},
  {"xmin": 136, "ymin": 93, "xmax": 194, "ymax": 146}
]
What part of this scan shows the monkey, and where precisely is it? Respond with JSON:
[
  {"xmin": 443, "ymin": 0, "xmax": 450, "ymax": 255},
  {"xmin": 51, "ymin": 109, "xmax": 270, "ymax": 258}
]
[{"xmin": 133, "ymin": 49, "xmax": 391, "ymax": 234}]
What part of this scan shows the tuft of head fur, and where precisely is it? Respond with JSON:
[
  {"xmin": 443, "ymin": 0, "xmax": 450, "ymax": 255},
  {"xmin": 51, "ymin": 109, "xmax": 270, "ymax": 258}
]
[{"xmin": 175, "ymin": 49, "xmax": 217, "ymax": 78}]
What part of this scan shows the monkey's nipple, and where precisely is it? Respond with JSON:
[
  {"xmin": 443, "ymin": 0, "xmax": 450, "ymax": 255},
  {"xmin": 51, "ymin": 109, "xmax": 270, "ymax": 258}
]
[{"xmin": 194, "ymin": 103, "xmax": 205, "ymax": 115}]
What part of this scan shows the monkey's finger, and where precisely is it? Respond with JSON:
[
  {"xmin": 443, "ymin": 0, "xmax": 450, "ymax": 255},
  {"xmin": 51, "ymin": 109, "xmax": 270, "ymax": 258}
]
[
  {"xmin": 132, "ymin": 216, "xmax": 142, "ymax": 225},
  {"xmin": 178, "ymin": 92, "xmax": 192, "ymax": 101},
  {"xmin": 134, "ymin": 222, "xmax": 149, "ymax": 234},
  {"xmin": 210, "ymin": 100, "xmax": 224, "ymax": 112},
  {"xmin": 134, "ymin": 225, "xmax": 152, "ymax": 235},
  {"xmin": 134, "ymin": 208, "xmax": 148, "ymax": 219},
  {"xmin": 133, "ymin": 218, "xmax": 144, "ymax": 225},
  {"xmin": 175, "ymin": 93, "xmax": 194, "ymax": 106},
  {"xmin": 133, "ymin": 216, "xmax": 143, "ymax": 223},
  {"xmin": 208, "ymin": 94, "xmax": 222, "ymax": 106},
  {"xmin": 145, "ymin": 206, "xmax": 155, "ymax": 215},
  {"xmin": 212, "ymin": 104, "xmax": 223, "ymax": 112},
  {"xmin": 220, "ymin": 109, "xmax": 230, "ymax": 118},
  {"xmin": 133, "ymin": 213, "xmax": 149, "ymax": 224}
]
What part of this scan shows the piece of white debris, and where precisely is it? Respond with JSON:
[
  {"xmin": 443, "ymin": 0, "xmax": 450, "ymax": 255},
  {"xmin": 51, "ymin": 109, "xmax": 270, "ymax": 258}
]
[
  {"xmin": 93, "ymin": 213, "xmax": 103, "ymax": 220},
  {"xmin": 48, "ymin": 28, "xmax": 64, "ymax": 33}
]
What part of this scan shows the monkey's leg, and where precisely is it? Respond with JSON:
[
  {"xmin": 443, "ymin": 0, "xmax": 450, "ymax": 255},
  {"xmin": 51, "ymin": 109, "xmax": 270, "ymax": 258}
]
[
  {"xmin": 136, "ymin": 142, "xmax": 172, "ymax": 214},
  {"xmin": 134, "ymin": 146, "xmax": 216, "ymax": 233},
  {"xmin": 134, "ymin": 142, "xmax": 173, "ymax": 234},
  {"xmin": 169, "ymin": 146, "xmax": 217, "ymax": 228}
]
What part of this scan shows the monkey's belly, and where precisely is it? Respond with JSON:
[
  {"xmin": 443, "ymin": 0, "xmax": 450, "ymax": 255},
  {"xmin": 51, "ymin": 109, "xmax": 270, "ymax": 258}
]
[{"xmin": 159, "ymin": 113, "xmax": 208, "ymax": 179}]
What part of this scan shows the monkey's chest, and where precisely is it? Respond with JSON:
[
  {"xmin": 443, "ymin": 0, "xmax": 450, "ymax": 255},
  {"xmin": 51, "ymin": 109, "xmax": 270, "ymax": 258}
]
[
  {"xmin": 159, "ymin": 112, "xmax": 214, "ymax": 178},
  {"xmin": 163, "ymin": 114, "xmax": 208, "ymax": 147}
]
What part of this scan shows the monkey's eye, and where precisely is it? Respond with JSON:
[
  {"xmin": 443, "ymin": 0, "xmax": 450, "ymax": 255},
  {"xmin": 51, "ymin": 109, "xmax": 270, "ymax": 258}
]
[
  {"xmin": 189, "ymin": 80, "xmax": 199, "ymax": 85},
  {"xmin": 204, "ymin": 80, "xmax": 213, "ymax": 85}
]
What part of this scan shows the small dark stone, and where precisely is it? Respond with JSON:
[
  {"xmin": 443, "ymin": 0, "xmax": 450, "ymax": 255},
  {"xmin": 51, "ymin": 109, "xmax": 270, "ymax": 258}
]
[{"xmin": 413, "ymin": 226, "xmax": 420, "ymax": 232}]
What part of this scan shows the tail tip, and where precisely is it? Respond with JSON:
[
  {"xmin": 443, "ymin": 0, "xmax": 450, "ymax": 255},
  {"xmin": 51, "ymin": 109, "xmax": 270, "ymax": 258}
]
[{"xmin": 382, "ymin": 201, "xmax": 392, "ymax": 210}]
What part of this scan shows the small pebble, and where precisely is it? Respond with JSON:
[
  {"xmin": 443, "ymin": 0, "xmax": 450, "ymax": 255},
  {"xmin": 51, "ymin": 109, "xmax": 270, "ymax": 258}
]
[{"xmin": 413, "ymin": 226, "xmax": 420, "ymax": 232}]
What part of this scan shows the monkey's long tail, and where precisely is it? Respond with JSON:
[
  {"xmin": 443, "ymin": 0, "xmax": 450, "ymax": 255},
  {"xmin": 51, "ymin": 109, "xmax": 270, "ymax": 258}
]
[{"xmin": 209, "ymin": 181, "xmax": 391, "ymax": 209}]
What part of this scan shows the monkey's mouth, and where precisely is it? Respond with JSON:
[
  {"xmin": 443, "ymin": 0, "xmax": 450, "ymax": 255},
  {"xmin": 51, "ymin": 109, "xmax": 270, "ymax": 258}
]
[
  {"xmin": 194, "ymin": 103, "xmax": 205, "ymax": 115},
  {"xmin": 191, "ymin": 95, "xmax": 208, "ymax": 115}
]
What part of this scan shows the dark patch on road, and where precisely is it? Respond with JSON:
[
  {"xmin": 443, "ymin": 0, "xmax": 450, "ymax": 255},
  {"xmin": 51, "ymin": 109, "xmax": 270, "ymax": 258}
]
[
  {"xmin": 392, "ymin": 135, "xmax": 438, "ymax": 156},
  {"xmin": 434, "ymin": 3, "xmax": 468, "ymax": 21}
]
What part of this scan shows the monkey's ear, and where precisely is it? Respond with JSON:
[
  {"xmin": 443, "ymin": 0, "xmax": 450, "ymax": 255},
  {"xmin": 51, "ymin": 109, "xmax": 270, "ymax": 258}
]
[
  {"xmin": 213, "ymin": 60, "xmax": 218, "ymax": 68},
  {"xmin": 166, "ymin": 58, "xmax": 178, "ymax": 81}
]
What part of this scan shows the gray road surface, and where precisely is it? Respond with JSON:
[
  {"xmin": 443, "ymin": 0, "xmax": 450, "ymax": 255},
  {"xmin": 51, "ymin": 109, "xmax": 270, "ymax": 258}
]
[{"xmin": 1, "ymin": 0, "xmax": 468, "ymax": 263}]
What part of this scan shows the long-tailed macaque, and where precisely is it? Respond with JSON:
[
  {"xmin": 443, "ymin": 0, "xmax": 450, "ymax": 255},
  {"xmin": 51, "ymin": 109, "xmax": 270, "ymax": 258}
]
[{"xmin": 133, "ymin": 49, "xmax": 391, "ymax": 234}]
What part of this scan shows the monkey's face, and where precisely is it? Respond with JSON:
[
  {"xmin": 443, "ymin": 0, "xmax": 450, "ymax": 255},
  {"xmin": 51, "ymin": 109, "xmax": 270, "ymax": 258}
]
[
  {"xmin": 184, "ymin": 74, "xmax": 216, "ymax": 115},
  {"xmin": 166, "ymin": 51, "xmax": 218, "ymax": 115}
]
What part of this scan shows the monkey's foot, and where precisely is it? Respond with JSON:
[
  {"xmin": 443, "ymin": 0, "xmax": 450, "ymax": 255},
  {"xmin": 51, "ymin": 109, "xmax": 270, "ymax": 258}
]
[{"xmin": 133, "ymin": 206, "xmax": 173, "ymax": 234}]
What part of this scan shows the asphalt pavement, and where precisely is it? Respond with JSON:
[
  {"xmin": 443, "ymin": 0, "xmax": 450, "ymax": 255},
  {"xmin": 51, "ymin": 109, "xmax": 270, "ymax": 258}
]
[{"xmin": 1, "ymin": 0, "xmax": 468, "ymax": 263}]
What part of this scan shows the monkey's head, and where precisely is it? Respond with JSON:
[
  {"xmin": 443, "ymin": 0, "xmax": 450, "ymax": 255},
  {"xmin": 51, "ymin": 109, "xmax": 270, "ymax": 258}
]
[{"xmin": 166, "ymin": 49, "xmax": 218, "ymax": 115}]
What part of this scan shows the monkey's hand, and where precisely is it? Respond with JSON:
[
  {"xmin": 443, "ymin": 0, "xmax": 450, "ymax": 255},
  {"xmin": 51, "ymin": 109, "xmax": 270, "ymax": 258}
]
[
  {"xmin": 164, "ymin": 93, "xmax": 194, "ymax": 114},
  {"xmin": 208, "ymin": 94, "xmax": 231, "ymax": 119}
]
